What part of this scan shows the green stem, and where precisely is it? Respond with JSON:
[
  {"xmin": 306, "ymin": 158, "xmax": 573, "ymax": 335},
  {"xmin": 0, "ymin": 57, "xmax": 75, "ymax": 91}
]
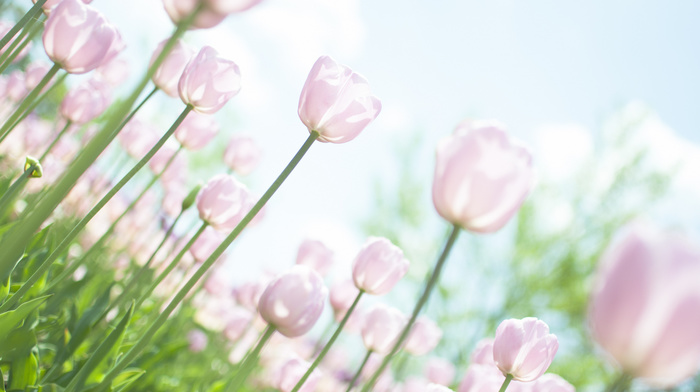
[
  {"xmin": 225, "ymin": 325, "xmax": 276, "ymax": 392},
  {"xmin": 94, "ymin": 131, "xmax": 319, "ymax": 392},
  {"xmin": 291, "ymin": 290, "xmax": 364, "ymax": 392},
  {"xmin": 345, "ymin": 350, "xmax": 372, "ymax": 392},
  {"xmin": 134, "ymin": 221, "xmax": 207, "ymax": 309},
  {"xmin": 6, "ymin": 73, "xmax": 69, "ymax": 136},
  {"xmin": 361, "ymin": 224, "xmax": 461, "ymax": 392},
  {"xmin": 0, "ymin": 0, "xmax": 47, "ymax": 52},
  {"xmin": 106, "ymin": 209, "xmax": 184, "ymax": 317},
  {"xmin": 110, "ymin": 86, "xmax": 159, "ymax": 140},
  {"xmin": 0, "ymin": 14, "xmax": 42, "ymax": 73},
  {"xmin": 0, "ymin": 63, "xmax": 60, "ymax": 143},
  {"xmin": 603, "ymin": 373, "xmax": 632, "ymax": 392},
  {"xmin": 39, "ymin": 121, "xmax": 72, "ymax": 161},
  {"xmin": 498, "ymin": 374, "xmax": 513, "ymax": 392},
  {"xmin": 0, "ymin": 13, "xmax": 195, "ymax": 283},
  {"xmin": 0, "ymin": 164, "xmax": 37, "ymax": 218},
  {"xmin": 312, "ymin": 320, "xmax": 335, "ymax": 355},
  {"xmin": 0, "ymin": 106, "xmax": 192, "ymax": 313}
]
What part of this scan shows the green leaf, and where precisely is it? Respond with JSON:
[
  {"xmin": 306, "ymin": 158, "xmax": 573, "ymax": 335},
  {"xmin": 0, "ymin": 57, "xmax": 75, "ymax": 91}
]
[
  {"xmin": 63, "ymin": 303, "xmax": 134, "ymax": 392},
  {"xmin": 110, "ymin": 368, "xmax": 145, "ymax": 392},
  {"xmin": 7, "ymin": 352, "xmax": 38, "ymax": 391},
  {"xmin": 38, "ymin": 384, "xmax": 65, "ymax": 392},
  {"xmin": 0, "ymin": 295, "xmax": 50, "ymax": 340},
  {"xmin": 0, "ymin": 327, "xmax": 37, "ymax": 361}
]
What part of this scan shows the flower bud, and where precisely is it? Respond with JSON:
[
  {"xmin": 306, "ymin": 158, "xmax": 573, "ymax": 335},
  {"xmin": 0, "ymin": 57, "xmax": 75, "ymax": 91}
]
[
  {"xmin": 432, "ymin": 120, "xmax": 533, "ymax": 233},
  {"xmin": 60, "ymin": 79, "xmax": 111, "ymax": 124},
  {"xmin": 178, "ymin": 46, "xmax": 241, "ymax": 114},
  {"xmin": 329, "ymin": 279, "xmax": 360, "ymax": 321},
  {"xmin": 361, "ymin": 303, "xmax": 407, "ymax": 354},
  {"xmin": 352, "ymin": 237, "xmax": 409, "ymax": 295},
  {"xmin": 190, "ymin": 226, "xmax": 225, "ymax": 262},
  {"xmin": 203, "ymin": 0, "xmax": 263, "ymax": 14},
  {"xmin": 257, "ymin": 265, "xmax": 328, "ymax": 337},
  {"xmin": 424, "ymin": 357, "xmax": 455, "ymax": 386},
  {"xmin": 405, "ymin": 316, "xmax": 442, "ymax": 356},
  {"xmin": 196, "ymin": 174, "xmax": 252, "ymax": 232},
  {"xmin": 274, "ymin": 355, "xmax": 322, "ymax": 392},
  {"xmin": 182, "ymin": 184, "xmax": 202, "ymax": 211},
  {"xmin": 493, "ymin": 317, "xmax": 558, "ymax": 382},
  {"xmin": 24, "ymin": 156, "xmax": 43, "ymax": 178},
  {"xmin": 298, "ymin": 55, "xmax": 381, "ymax": 143},
  {"xmin": 295, "ymin": 238, "xmax": 334, "ymax": 277},
  {"xmin": 162, "ymin": 0, "xmax": 227, "ymax": 29},
  {"xmin": 223, "ymin": 135, "xmax": 262, "ymax": 176},
  {"xmin": 150, "ymin": 39, "xmax": 195, "ymax": 97},
  {"xmin": 174, "ymin": 111, "xmax": 219, "ymax": 150}
]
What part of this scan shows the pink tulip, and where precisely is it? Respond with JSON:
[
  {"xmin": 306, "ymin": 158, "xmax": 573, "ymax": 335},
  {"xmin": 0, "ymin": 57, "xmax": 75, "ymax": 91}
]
[
  {"xmin": 458, "ymin": 364, "xmax": 507, "ymax": 392},
  {"xmin": 162, "ymin": 184, "xmax": 187, "ymax": 217},
  {"xmin": 32, "ymin": 0, "xmax": 93, "ymax": 13},
  {"xmin": 6, "ymin": 71, "xmax": 27, "ymax": 102},
  {"xmin": 361, "ymin": 303, "xmax": 407, "ymax": 355},
  {"xmin": 178, "ymin": 46, "xmax": 241, "ymax": 114},
  {"xmin": 295, "ymin": 238, "xmax": 334, "ymax": 277},
  {"xmin": 425, "ymin": 357, "xmax": 456, "ymax": 386},
  {"xmin": 187, "ymin": 329, "xmax": 208, "ymax": 352},
  {"xmin": 432, "ymin": 120, "xmax": 534, "ymax": 233},
  {"xmin": 257, "ymin": 265, "xmax": 328, "ymax": 337},
  {"xmin": 95, "ymin": 57, "xmax": 130, "ymax": 86},
  {"xmin": 174, "ymin": 111, "xmax": 219, "ymax": 150},
  {"xmin": 203, "ymin": 0, "xmax": 263, "ymax": 14},
  {"xmin": 401, "ymin": 377, "xmax": 430, "ymax": 392},
  {"xmin": 531, "ymin": 374, "xmax": 575, "ymax": 392},
  {"xmin": 405, "ymin": 316, "xmax": 442, "ymax": 356},
  {"xmin": 118, "ymin": 119, "xmax": 159, "ymax": 158},
  {"xmin": 233, "ymin": 277, "xmax": 269, "ymax": 311},
  {"xmin": 60, "ymin": 79, "xmax": 111, "ymax": 124},
  {"xmin": 24, "ymin": 61, "xmax": 52, "ymax": 90},
  {"xmin": 223, "ymin": 307, "xmax": 254, "ymax": 342},
  {"xmin": 148, "ymin": 146, "xmax": 188, "ymax": 184},
  {"xmin": 274, "ymin": 355, "xmax": 322, "ymax": 392},
  {"xmin": 189, "ymin": 226, "xmax": 225, "ymax": 262},
  {"xmin": 493, "ymin": 317, "xmax": 558, "ymax": 382},
  {"xmin": 588, "ymin": 223, "xmax": 700, "ymax": 387},
  {"xmin": 298, "ymin": 55, "xmax": 382, "ymax": 143},
  {"xmin": 43, "ymin": 0, "xmax": 124, "ymax": 74},
  {"xmin": 470, "ymin": 338, "xmax": 496, "ymax": 366},
  {"xmin": 223, "ymin": 135, "xmax": 262, "ymax": 175},
  {"xmin": 0, "ymin": 21, "xmax": 31, "ymax": 61},
  {"xmin": 352, "ymin": 237, "xmax": 409, "ymax": 295},
  {"xmin": 196, "ymin": 174, "xmax": 252, "ymax": 232},
  {"xmin": 329, "ymin": 279, "xmax": 360, "ymax": 321},
  {"xmin": 150, "ymin": 39, "xmax": 195, "ymax": 97},
  {"xmin": 427, "ymin": 384, "xmax": 455, "ymax": 392},
  {"xmin": 162, "ymin": 0, "xmax": 227, "ymax": 29}
]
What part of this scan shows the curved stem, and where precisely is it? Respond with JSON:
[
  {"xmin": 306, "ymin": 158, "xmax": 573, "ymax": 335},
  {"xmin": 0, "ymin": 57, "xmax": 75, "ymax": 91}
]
[
  {"xmin": 361, "ymin": 224, "xmax": 461, "ymax": 392},
  {"xmin": 498, "ymin": 374, "xmax": 513, "ymax": 392},
  {"xmin": 0, "ymin": 164, "xmax": 37, "ymax": 218},
  {"xmin": 134, "ymin": 221, "xmax": 207, "ymax": 309},
  {"xmin": 345, "ymin": 350, "xmax": 372, "ymax": 392},
  {"xmin": 291, "ymin": 290, "xmax": 364, "ymax": 392},
  {"xmin": 39, "ymin": 121, "xmax": 72, "ymax": 161},
  {"xmin": 225, "ymin": 325, "xmax": 276, "ymax": 392},
  {"xmin": 0, "ymin": 0, "xmax": 46, "ymax": 52},
  {"xmin": 0, "ymin": 63, "xmax": 60, "ymax": 143},
  {"xmin": 94, "ymin": 131, "xmax": 319, "ymax": 392},
  {"xmin": 0, "ymin": 106, "xmax": 191, "ymax": 312}
]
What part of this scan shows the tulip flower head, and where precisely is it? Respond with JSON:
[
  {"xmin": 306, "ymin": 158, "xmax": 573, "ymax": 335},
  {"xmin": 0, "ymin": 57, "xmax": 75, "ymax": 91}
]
[
  {"xmin": 405, "ymin": 316, "xmax": 443, "ymax": 356},
  {"xmin": 257, "ymin": 265, "xmax": 328, "ymax": 338},
  {"xmin": 361, "ymin": 303, "xmax": 407, "ymax": 355},
  {"xmin": 493, "ymin": 317, "xmax": 558, "ymax": 382},
  {"xmin": 178, "ymin": 46, "xmax": 241, "ymax": 114},
  {"xmin": 60, "ymin": 79, "xmax": 111, "ymax": 124},
  {"xmin": 174, "ymin": 111, "xmax": 220, "ymax": 150},
  {"xmin": 43, "ymin": 0, "xmax": 124, "ymax": 74},
  {"xmin": 588, "ymin": 223, "xmax": 700, "ymax": 387},
  {"xmin": 196, "ymin": 174, "xmax": 251, "ymax": 232},
  {"xmin": 352, "ymin": 237, "xmax": 409, "ymax": 295},
  {"xmin": 223, "ymin": 135, "xmax": 262, "ymax": 175},
  {"xmin": 162, "ymin": 0, "xmax": 227, "ymax": 29},
  {"xmin": 274, "ymin": 355, "xmax": 322, "ymax": 392},
  {"xmin": 295, "ymin": 238, "xmax": 334, "ymax": 277},
  {"xmin": 424, "ymin": 357, "xmax": 456, "ymax": 386},
  {"xmin": 432, "ymin": 120, "xmax": 534, "ymax": 233},
  {"xmin": 150, "ymin": 39, "xmax": 195, "ymax": 97},
  {"xmin": 298, "ymin": 55, "xmax": 382, "ymax": 143}
]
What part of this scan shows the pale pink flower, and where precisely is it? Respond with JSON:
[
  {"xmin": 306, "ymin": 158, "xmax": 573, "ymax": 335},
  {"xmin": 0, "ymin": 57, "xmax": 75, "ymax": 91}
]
[
  {"xmin": 405, "ymin": 316, "xmax": 442, "ymax": 356},
  {"xmin": 196, "ymin": 174, "xmax": 252, "ymax": 232},
  {"xmin": 274, "ymin": 355, "xmax": 322, "ymax": 392},
  {"xmin": 24, "ymin": 61, "xmax": 52, "ymax": 89},
  {"xmin": 361, "ymin": 303, "xmax": 407, "ymax": 355},
  {"xmin": 329, "ymin": 279, "xmax": 360, "ymax": 321},
  {"xmin": 162, "ymin": 0, "xmax": 227, "ymax": 29},
  {"xmin": 295, "ymin": 238, "xmax": 334, "ymax": 277},
  {"xmin": 95, "ymin": 57, "xmax": 129, "ymax": 86},
  {"xmin": 174, "ymin": 111, "xmax": 219, "ymax": 150},
  {"xmin": 187, "ymin": 329, "xmax": 208, "ymax": 352},
  {"xmin": 352, "ymin": 237, "xmax": 409, "ymax": 295},
  {"xmin": 203, "ymin": 0, "xmax": 263, "ymax": 14},
  {"xmin": 493, "ymin": 317, "xmax": 558, "ymax": 382},
  {"xmin": 189, "ymin": 226, "xmax": 225, "ymax": 262},
  {"xmin": 60, "ymin": 79, "xmax": 111, "ymax": 124},
  {"xmin": 178, "ymin": 46, "xmax": 241, "ymax": 114},
  {"xmin": 223, "ymin": 135, "xmax": 262, "ymax": 175},
  {"xmin": 425, "ymin": 357, "xmax": 456, "ymax": 386},
  {"xmin": 150, "ymin": 39, "xmax": 195, "ymax": 97}
]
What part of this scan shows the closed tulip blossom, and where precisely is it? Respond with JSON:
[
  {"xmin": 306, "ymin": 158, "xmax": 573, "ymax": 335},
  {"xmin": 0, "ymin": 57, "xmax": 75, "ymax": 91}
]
[
  {"xmin": 531, "ymin": 374, "xmax": 575, "ymax": 392},
  {"xmin": 405, "ymin": 316, "xmax": 443, "ymax": 356},
  {"xmin": 470, "ymin": 338, "xmax": 496, "ymax": 366},
  {"xmin": 432, "ymin": 120, "xmax": 534, "ymax": 233},
  {"xmin": 493, "ymin": 317, "xmax": 558, "ymax": 382},
  {"xmin": 118, "ymin": 119, "xmax": 159, "ymax": 158},
  {"xmin": 178, "ymin": 46, "xmax": 241, "ymax": 114},
  {"xmin": 427, "ymin": 384, "xmax": 455, "ymax": 392},
  {"xmin": 43, "ymin": 0, "xmax": 124, "ymax": 74},
  {"xmin": 223, "ymin": 135, "xmax": 262, "ymax": 175},
  {"xmin": 352, "ymin": 237, "xmax": 409, "ymax": 295},
  {"xmin": 162, "ymin": 0, "xmax": 227, "ymax": 29},
  {"xmin": 148, "ymin": 146, "xmax": 188, "ymax": 184},
  {"xmin": 204, "ymin": 0, "xmax": 263, "ymax": 14},
  {"xmin": 274, "ymin": 355, "xmax": 322, "ymax": 392},
  {"xmin": 60, "ymin": 79, "xmax": 111, "ymax": 124},
  {"xmin": 24, "ymin": 62, "xmax": 52, "ymax": 90},
  {"xmin": 298, "ymin": 55, "xmax": 382, "ymax": 143},
  {"xmin": 295, "ymin": 239, "xmax": 334, "ymax": 277},
  {"xmin": 95, "ymin": 57, "xmax": 130, "ymax": 86},
  {"xmin": 361, "ymin": 303, "xmax": 408, "ymax": 354},
  {"xmin": 329, "ymin": 279, "xmax": 360, "ymax": 321},
  {"xmin": 588, "ymin": 224, "xmax": 700, "ymax": 387},
  {"xmin": 257, "ymin": 265, "xmax": 328, "ymax": 338},
  {"xmin": 425, "ymin": 357, "xmax": 456, "ymax": 386},
  {"xmin": 189, "ymin": 226, "xmax": 225, "ymax": 262},
  {"xmin": 33, "ymin": 0, "xmax": 93, "ymax": 14},
  {"xmin": 174, "ymin": 111, "xmax": 220, "ymax": 150},
  {"xmin": 196, "ymin": 174, "xmax": 252, "ymax": 232},
  {"xmin": 150, "ymin": 39, "xmax": 195, "ymax": 97}
]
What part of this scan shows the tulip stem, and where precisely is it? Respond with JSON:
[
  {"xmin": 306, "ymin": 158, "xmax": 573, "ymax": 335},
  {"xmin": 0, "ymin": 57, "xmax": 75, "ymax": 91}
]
[
  {"xmin": 0, "ymin": 106, "xmax": 192, "ymax": 313},
  {"xmin": 39, "ymin": 121, "xmax": 72, "ymax": 161},
  {"xmin": 604, "ymin": 373, "xmax": 632, "ymax": 392},
  {"xmin": 498, "ymin": 374, "xmax": 513, "ymax": 392},
  {"xmin": 0, "ymin": 163, "xmax": 38, "ymax": 219},
  {"xmin": 0, "ymin": 14, "xmax": 42, "ymax": 73},
  {"xmin": 0, "ymin": 63, "xmax": 61, "ymax": 144},
  {"xmin": 361, "ymin": 224, "xmax": 461, "ymax": 392},
  {"xmin": 94, "ymin": 131, "xmax": 319, "ymax": 392},
  {"xmin": 225, "ymin": 325, "xmax": 277, "ymax": 392},
  {"xmin": 0, "ymin": 0, "xmax": 47, "ymax": 53},
  {"xmin": 134, "ymin": 221, "xmax": 208, "ymax": 309},
  {"xmin": 291, "ymin": 290, "xmax": 364, "ymax": 392},
  {"xmin": 5, "ymin": 73, "xmax": 68, "ymax": 136},
  {"xmin": 345, "ymin": 350, "xmax": 372, "ymax": 392}
]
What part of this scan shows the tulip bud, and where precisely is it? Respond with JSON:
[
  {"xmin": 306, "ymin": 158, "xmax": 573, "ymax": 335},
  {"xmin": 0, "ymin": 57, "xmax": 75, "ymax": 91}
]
[
  {"xmin": 162, "ymin": 0, "xmax": 227, "ymax": 29},
  {"xmin": 588, "ymin": 223, "xmax": 700, "ymax": 387},
  {"xmin": 352, "ymin": 237, "xmax": 409, "ymax": 295},
  {"xmin": 405, "ymin": 316, "xmax": 442, "ymax": 356},
  {"xmin": 95, "ymin": 57, "xmax": 129, "ymax": 86},
  {"xmin": 470, "ymin": 338, "xmax": 496, "ymax": 366},
  {"xmin": 424, "ymin": 357, "xmax": 455, "ymax": 386},
  {"xmin": 118, "ymin": 119, "xmax": 159, "ymax": 158},
  {"xmin": 295, "ymin": 239, "xmax": 334, "ymax": 277},
  {"xmin": 60, "ymin": 79, "xmax": 111, "ymax": 124},
  {"xmin": 432, "ymin": 120, "xmax": 534, "ymax": 233},
  {"xmin": 298, "ymin": 55, "xmax": 382, "ymax": 143},
  {"xmin": 150, "ymin": 39, "xmax": 195, "ymax": 97},
  {"xmin": 189, "ymin": 226, "xmax": 225, "ymax": 262},
  {"xmin": 257, "ymin": 265, "xmax": 328, "ymax": 337},
  {"xmin": 203, "ymin": 0, "xmax": 263, "ymax": 14},
  {"xmin": 43, "ymin": 0, "xmax": 124, "ymax": 74},
  {"xmin": 196, "ymin": 174, "xmax": 252, "ymax": 232},
  {"xmin": 457, "ymin": 364, "xmax": 508, "ymax": 392},
  {"xmin": 361, "ymin": 303, "xmax": 407, "ymax": 354},
  {"xmin": 24, "ymin": 156, "xmax": 42, "ymax": 178},
  {"xmin": 223, "ymin": 135, "xmax": 262, "ymax": 176},
  {"xmin": 174, "ymin": 112, "xmax": 219, "ymax": 150},
  {"xmin": 24, "ymin": 61, "xmax": 52, "ymax": 90},
  {"xmin": 329, "ymin": 279, "xmax": 360, "ymax": 321},
  {"xmin": 532, "ymin": 374, "xmax": 575, "ymax": 392},
  {"xmin": 274, "ymin": 355, "xmax": 322, "ymax": 392},
  {"xmin": 178, "ymin": 46, "xmax": 241, "ymax": 114},
  {"xmin": 182, "ymin": 184, "xmax": 202, "ymax": 211},
  {"xmin": 493, "ymin": 317, "xmax": 558, "ymax": 382}
]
